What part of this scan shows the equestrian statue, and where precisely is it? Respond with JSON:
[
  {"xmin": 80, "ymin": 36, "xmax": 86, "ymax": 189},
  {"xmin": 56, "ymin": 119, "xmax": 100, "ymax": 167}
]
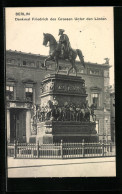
[{"xmin": 43, "ymin": 29, "xmax": 85, "ymax": 76}]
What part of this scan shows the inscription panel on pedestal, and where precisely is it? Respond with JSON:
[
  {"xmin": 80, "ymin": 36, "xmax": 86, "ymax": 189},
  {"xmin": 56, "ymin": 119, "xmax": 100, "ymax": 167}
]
[{"xmin": 41, "ymin": 74, "xmax": 86, "ymax": 95}]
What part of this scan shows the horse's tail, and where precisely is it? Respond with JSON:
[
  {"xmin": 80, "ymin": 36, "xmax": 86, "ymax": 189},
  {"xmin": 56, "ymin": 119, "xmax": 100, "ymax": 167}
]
[{"xmin": 76, "ymin": 49, "xmax": 85, "ymax": 68}]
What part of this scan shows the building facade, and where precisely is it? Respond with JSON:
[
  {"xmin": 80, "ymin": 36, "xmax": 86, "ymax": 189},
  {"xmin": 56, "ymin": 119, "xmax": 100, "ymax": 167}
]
[
  {"xmin": 110, "ymin": 86, "xmax": 115, "ymax": 142},
  {"xmin": 6, "ymin": 50, "xmax": 112, "ymax": 143}
]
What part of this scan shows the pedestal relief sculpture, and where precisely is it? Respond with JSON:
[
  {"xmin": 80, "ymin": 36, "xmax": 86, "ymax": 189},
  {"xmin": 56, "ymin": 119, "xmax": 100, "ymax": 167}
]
[{"xmin": 36, "ymin": 74, "xmax": 98, "ymax": 144}]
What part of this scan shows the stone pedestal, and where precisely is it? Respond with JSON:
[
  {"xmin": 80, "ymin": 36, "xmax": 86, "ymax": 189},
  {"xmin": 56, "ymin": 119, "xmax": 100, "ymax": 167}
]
[
  {"xmin": 37, "ymin": 74, "xmax": 98, "ymax": 144},
  {"xmin": 41, "ymin": 73, "xmax": 87, "ymax": 107},
  {"xmin": 36, "ymin": 122, "xmax": 53, "ymax": 144},
  {"xmin": 43, "ymin": 120, "xmax": 98, "ymax": 143}
]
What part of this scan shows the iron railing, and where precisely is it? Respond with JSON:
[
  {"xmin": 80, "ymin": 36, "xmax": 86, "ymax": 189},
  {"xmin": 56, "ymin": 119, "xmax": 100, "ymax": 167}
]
[{"xmin": 7, "ymin": 140, "xmax": 116, "ymax": 159}]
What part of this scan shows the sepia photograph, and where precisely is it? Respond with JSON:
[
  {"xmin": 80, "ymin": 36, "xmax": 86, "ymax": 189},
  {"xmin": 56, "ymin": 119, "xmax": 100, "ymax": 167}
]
[{"xmin": 6, "ymin": 7, "xmax": 115, "ymax": 178}]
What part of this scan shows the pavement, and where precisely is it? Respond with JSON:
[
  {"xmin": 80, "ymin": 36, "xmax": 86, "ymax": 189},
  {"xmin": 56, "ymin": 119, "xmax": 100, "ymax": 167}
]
[{"xmin": 7, "ymin": 156, "xmax": 116, "ymax": 178}]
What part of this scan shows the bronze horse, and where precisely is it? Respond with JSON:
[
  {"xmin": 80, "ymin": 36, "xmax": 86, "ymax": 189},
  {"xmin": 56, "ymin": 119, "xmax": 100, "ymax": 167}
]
[{"xmin": 43, "ymin": 33, "xmax": 85, "ymax": 76}]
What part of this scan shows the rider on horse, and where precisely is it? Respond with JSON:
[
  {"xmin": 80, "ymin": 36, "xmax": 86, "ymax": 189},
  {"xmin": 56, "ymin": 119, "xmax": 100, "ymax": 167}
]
[
  {"xmin": 58, "ymin": 29, "xmax": 72, "ymax": 58},
  {"xmin": 43, "ymin": 32, "xmax": 85, "ymax": 75}
]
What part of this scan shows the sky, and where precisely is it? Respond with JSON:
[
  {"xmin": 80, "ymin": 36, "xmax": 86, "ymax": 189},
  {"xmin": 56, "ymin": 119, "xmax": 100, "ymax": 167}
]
[{"xmin": 5, "ymin": 7, "xmax": 114, "ymax": 85}]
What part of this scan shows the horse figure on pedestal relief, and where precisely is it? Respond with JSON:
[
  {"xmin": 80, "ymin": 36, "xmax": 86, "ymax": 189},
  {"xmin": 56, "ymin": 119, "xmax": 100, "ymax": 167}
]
[{"xmin": 43, "ymin": 33, "xmax": 85, "ymax": 76}]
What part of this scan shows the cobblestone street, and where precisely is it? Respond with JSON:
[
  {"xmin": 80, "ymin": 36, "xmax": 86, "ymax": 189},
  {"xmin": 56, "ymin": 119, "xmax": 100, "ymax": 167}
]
[{"xmin": 7, "ymin": 157, "xmax": 116, "ymax": 177}]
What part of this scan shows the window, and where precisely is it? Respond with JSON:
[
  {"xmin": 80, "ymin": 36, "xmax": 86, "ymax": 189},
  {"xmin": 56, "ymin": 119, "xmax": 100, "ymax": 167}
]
[
  {"xmin": 11, "ymin": 59, "xmax": 15, "ymax": 64},
  {"xmin": 36, "ymin": 61, "xmax": 42, "ymax": 68},
  {"xmin": 6, "ymin": 86, "xmax": 14, "ymax": 100},
  {"xmin": 36, "ymin": 61, "xmax": 39, "ymax": 68},
  {"xmin": 96, "ymin": 120, "xmax": 99, "ymax": 133},
  {"xmin": 90, "ymin": 69, "xmax": 99, "ymax": 75},
  {"xmin": 23, "ymin": 61, "xmax": 26, "ymax": 66},
  {"xmin": 91, "ymin": 93, "xmax": 99, "ymax": 108},
  {"xmin": 25, "ymin": 87, "xmax": 33, "ymax": 101},
  {"xmin": 30, "ymin": 62, "xmax": 35, "ymax": 67},
  {"xmin": 7, "ymin": 59, "xmax": 15, "ymax": 64},
  {"xmin": 78, "ymin": 69, "xmax": 84, "ymax": 73},
  {"xmin": 7, "ymin": 59, "xmax": 11, "ymax": 64}
]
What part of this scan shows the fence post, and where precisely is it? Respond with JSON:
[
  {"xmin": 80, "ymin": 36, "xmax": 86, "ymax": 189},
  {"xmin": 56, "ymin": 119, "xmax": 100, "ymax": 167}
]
[
  {"xmin": 14, "ymin": 140, "xmax": 17, "ymax": 159},
  {"xmin": 61, "ymin": 139, "xmax": 63, "ymax": 159},
  {"xmin": 110, "ymin": 142, "xmax": 112, "ymax": 152},
  {"xmin": 82, "ymin": 139, "xmax": 85, "ymax": 157},
  {"xmin": 102, "ymin": 143, "xmax": 104, "ymax": 156},
  {"xmin": 37, "ymin": 140, "xmax": 39, "ymax": 158}
]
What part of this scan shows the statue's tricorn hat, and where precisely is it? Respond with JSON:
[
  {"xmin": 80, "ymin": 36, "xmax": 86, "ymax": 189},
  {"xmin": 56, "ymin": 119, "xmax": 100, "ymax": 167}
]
[{"xmin": 58, "ymin": 29, "xmax": 65, "ymax": 35}]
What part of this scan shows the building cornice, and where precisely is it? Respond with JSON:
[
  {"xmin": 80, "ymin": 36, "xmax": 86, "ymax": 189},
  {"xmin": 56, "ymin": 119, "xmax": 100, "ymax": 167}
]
[{"xmin": 6, "ymin": 49, "xmax": 111, "ymax": 69}]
